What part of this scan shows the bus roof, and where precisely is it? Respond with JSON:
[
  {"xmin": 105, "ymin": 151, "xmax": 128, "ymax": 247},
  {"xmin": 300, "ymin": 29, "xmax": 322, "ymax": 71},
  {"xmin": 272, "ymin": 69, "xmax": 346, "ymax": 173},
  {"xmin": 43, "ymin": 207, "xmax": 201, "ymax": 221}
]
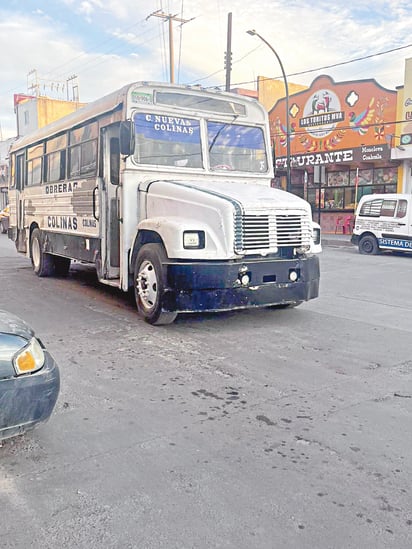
[{"xmin": 10, "ymin": 82, "xmax": 262, "ymax": 153}]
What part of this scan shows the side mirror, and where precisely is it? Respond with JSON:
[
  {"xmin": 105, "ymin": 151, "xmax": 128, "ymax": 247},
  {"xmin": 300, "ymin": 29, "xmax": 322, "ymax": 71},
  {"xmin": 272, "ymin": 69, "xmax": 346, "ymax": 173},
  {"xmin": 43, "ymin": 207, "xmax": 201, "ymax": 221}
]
[{"xmin": 119, "ymin": 121, "xmax": 134, "ymax": 156}]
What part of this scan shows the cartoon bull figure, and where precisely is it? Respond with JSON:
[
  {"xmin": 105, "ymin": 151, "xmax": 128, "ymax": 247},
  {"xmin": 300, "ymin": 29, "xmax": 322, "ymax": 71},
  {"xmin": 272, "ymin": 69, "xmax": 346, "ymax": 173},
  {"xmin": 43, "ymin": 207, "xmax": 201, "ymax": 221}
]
[{"xmin": 311, "ymin": 91, "xmax": 332, "ymax": 114}]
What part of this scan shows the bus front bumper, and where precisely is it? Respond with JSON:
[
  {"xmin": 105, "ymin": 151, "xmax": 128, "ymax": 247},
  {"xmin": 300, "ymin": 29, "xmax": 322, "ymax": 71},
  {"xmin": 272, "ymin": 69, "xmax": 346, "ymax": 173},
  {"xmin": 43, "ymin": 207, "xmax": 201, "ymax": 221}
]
[{"xmin": 163, "ymin": 255, "xmax": 320, "ymax": 313}]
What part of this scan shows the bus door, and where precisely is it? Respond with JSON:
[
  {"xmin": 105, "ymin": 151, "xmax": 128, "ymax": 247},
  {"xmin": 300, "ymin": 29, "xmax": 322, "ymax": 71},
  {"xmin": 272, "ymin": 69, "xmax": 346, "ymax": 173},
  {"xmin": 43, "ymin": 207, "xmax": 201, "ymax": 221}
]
[
  {"xmin": 101, "ymin": 125, "xmax": 121, "ymax": 279},
  {"xmin": 11, "ymin": 152, "xmax": 26, "ymax": 251}
]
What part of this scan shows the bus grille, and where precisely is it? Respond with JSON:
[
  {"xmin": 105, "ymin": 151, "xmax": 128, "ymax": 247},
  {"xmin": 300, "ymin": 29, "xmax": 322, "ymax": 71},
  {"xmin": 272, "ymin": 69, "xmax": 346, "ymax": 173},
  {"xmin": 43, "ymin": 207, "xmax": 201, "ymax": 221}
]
[{"xmin": 234, "ymin": 211, "xmax": 312, "ymax": 254}]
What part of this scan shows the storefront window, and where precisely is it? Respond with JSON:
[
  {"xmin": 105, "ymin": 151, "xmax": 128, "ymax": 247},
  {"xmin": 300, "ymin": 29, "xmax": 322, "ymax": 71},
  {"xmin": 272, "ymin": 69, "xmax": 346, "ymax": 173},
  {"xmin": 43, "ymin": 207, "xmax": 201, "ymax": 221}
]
[
  {"xmin": 304, "ymin": 166, "xmax": 398, "ymax": 210},
  {"xmin": 349, "ymin": 169, "xmax": 373, "ymax": 186},
  {"xmin": 290, "ymin": 170, "xmax": 305, "ymax": 198},
  {"xmin": 344, "ymin": 187, "xmax": 356, "ymax": 209},
  {"xmin": 327, "ymin": 171, "xmax": 349, "ymax": 186},
  {"xmin": 375, "ymin": 167, "xmax": 397, "ymax": 186},
  {"xmin": 324, "ymin": 188, "xmax": 344, "ymax": 209}
]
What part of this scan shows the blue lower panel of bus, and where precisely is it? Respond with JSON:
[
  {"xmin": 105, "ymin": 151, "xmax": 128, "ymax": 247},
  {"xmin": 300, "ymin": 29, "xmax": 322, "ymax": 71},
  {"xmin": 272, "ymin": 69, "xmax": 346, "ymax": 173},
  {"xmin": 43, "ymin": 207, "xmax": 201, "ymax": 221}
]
[{"xmin": 163, "ymin": 255, "xmax": 320, "ymax": 313}]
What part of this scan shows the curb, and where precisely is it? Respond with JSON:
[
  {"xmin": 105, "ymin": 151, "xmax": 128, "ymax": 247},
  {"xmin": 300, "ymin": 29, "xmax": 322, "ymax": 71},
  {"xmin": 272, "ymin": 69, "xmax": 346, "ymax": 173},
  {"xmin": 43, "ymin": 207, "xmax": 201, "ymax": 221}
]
[{"xmin": 322, "ymin": 237, "xmax": 352, "ymax": 247}]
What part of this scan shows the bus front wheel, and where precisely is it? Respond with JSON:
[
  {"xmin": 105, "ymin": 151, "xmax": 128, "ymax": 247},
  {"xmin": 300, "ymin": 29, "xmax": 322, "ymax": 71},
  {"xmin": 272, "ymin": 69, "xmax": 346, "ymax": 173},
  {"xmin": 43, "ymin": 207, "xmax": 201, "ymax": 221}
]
[
  {"xmin": 30, "ymin": 229, "xmax": 54, "ymax": 277},
  {"xmin": 359, "ymin": 235, "xmax": 380, "ymax": 255},
  {"xmin": 134, "ymin": 243, "xmax": 177, "ymax": 325}
]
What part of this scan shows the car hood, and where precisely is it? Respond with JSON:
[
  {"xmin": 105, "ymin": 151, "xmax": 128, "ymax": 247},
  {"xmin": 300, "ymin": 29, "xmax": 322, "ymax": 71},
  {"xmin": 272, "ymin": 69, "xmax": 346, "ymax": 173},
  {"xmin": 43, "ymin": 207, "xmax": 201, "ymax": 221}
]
[{"xmin": 0, "ymin": 310, "xmax": 34, "ymax": 340}]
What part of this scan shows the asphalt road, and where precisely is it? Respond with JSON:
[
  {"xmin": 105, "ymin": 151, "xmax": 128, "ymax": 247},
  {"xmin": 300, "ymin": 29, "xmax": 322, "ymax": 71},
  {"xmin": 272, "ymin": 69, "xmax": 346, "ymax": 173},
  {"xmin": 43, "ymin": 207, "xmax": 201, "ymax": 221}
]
[{"xmin": 0, "ymin": 235, "xmax": 412, "ymax": 549}]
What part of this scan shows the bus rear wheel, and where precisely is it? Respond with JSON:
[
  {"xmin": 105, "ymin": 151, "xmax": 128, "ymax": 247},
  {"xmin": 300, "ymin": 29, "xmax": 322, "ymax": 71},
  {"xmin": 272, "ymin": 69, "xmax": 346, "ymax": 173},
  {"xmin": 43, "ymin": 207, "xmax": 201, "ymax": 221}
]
[
  {"xmin": 359, "ymin": 235, "xmax": 380, "ymax": 255},
  {"xmin": 54, "ymin": 256, "xmax": 71, "ymax": 277},
  {"xmin": 30, "ymin": 229, "xmax": 55, "ymax": 277},
  {"xmin": 134, "ymin": 243, "xmax": 177, "ymax": 326}
]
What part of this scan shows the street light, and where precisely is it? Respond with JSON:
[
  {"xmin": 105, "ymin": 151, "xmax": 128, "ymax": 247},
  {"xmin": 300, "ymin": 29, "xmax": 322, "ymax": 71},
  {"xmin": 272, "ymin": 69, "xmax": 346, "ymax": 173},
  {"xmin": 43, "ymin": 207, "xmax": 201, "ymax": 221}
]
[{"xmin": 246, "ymin": 29, "xmax": 291, "ymax": 192}]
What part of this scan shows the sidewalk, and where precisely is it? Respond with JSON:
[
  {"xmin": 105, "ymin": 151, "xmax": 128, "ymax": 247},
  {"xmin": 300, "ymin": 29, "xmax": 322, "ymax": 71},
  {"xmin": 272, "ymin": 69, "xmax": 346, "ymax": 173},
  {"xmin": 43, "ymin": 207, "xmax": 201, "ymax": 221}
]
[{"xmin": 322, "ymin": 233, "xmax": 353, "ymax": 247}]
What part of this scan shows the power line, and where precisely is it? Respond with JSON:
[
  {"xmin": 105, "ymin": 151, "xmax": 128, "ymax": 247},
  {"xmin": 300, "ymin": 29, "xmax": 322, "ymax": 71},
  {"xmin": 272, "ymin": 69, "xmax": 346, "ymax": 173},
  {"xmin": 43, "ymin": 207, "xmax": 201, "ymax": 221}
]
[
  {"xmin": 267, "ymin": 42, "xmax": 412, "ymax": 83},
  {"xmin": 146, "ymin": 10, "xmax": 194, "ymax": 83},
  {"xmin": 201, "ymin": 42, "xmax": 412, "ymax": 90}
]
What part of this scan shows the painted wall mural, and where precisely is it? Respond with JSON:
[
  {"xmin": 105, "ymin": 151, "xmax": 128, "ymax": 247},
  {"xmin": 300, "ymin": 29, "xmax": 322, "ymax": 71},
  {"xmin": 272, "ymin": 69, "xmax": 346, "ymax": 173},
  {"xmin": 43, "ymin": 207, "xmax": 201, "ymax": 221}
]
[{"xmin": 269, "ymin": 74, "xmax": 397, "ymax": 168}]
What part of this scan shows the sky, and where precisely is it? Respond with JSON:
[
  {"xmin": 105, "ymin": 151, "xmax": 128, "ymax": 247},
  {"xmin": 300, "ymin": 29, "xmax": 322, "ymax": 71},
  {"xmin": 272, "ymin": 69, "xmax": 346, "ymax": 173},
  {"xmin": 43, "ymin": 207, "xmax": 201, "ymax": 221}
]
[{"xmin": 0, "ymin": 0, "xmax": 411, "ymax": 140}]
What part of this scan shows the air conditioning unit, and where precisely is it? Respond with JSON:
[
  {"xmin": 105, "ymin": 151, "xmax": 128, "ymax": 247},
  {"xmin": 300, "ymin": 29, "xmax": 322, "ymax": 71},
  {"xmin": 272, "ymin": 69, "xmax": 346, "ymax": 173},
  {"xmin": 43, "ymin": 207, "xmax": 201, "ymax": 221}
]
[{"xmin": 400, "ymin": 134, "xmax": 412, "ymax": 145}]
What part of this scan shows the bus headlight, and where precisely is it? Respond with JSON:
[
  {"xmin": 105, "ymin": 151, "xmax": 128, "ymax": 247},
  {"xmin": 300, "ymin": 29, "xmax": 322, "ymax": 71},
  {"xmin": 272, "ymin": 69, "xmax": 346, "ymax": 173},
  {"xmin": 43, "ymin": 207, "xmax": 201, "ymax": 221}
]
[
  {"xmin": 183, "ymin": 231, "xmax": 205, "ymax": 249},
  {"xmin": 289, "ymin": 269, "xmax": 300, "ymax": 282}
]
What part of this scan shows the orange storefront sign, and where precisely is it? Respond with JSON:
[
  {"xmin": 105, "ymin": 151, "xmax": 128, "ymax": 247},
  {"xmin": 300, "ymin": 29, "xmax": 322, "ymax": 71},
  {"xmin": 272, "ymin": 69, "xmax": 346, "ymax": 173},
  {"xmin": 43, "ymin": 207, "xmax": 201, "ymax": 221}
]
[{"xmin": 269, "ymin": 74, "xmax": 397, "ymax": 169}]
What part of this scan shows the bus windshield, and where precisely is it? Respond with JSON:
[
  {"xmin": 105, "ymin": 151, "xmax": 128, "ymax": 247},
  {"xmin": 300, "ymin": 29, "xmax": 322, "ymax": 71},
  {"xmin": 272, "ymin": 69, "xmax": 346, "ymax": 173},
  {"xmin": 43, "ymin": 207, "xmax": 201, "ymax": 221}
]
[
  {"xmin": 133, "ymin": 113, "xmax": 202, "ymax": 168},
  {"xmin": 133, "ymin": 112, "xmax": 268, "ymax": 172},
  {"xmin": 208, "ymin": 122, "xmax": 267, "ymax": 173}
]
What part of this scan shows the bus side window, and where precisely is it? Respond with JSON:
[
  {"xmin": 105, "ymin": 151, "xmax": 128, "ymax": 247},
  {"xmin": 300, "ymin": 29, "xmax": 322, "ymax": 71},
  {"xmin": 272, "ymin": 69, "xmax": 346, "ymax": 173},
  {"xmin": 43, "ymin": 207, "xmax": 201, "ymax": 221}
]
[
  {"xmin": 15, "ymin": 153, "xmax": 25, "ymax": 190},
  {"xmin": 110, "ymin": 138, "xmax": 120, "ymax": 185}
]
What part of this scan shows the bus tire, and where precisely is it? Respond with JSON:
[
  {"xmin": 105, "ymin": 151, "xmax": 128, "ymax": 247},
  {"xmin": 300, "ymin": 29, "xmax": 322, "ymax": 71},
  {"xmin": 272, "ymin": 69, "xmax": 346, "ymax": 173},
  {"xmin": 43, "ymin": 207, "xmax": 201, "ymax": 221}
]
[
  {"xmin": 54, "ymin": 256, "xmax": 71, "ymax": 277},
  {"xmin": 134, "ymin": 243, "xmax": 177, "ymax": 325},
  {"xmin": 30, "ymin": 229, "xmax": 55, "ymax": 277},
  {"xmin": 359, "ymin": 235, "xmax": 379, "ymax": 255}
]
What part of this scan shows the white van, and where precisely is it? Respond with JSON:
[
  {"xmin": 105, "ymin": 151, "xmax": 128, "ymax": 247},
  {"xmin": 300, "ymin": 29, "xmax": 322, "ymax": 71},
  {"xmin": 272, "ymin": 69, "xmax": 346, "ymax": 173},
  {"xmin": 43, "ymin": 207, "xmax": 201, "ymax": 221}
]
[{"xmin": 351, "ymin": 193, "xmax": 412, "ymax": 254}]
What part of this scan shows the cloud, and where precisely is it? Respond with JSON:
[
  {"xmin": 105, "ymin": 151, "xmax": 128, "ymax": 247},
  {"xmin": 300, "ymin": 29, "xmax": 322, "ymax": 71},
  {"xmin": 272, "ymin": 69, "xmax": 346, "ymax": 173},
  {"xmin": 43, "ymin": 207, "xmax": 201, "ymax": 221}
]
[{"xmin": 0, "ymin": 0, "xmax": 411, "ymax": 138}]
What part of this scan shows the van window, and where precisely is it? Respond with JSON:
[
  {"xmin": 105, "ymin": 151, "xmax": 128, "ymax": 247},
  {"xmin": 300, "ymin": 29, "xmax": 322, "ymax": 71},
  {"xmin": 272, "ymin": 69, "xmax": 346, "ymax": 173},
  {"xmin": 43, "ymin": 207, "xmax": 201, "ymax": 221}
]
[
  {"xmin": 359, "ymin": 199, "xmax": 384, "ymax": 217},
  {"xmin": 396, "ymin": 199, "xmax": 408, "ymax": 218},
  {"xmin": 359, "ymin": 198, "xmax": 404, "ymax": 218},
  {"xmin": 380, "ymin": 200, "xmax": 397, "ymax": 217}
]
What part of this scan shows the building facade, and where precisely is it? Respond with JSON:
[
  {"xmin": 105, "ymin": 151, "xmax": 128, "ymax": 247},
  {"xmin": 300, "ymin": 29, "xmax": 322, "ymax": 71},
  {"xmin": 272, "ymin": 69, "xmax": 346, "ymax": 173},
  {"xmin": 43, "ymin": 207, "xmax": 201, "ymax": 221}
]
[
  {"xmin": 268, "ymin": 74, "xmax": 400, "ymax": 233},
  {"xmin": 390, "ymin": 57, "xmax": 412, "ymax": 192},
  {"xmin": 14, "ymin": 94, "xmax": 86, "ymax": 138},
  {"xmin": 0, "ymin": 138, "xmax": 15, "ymax": 209}
]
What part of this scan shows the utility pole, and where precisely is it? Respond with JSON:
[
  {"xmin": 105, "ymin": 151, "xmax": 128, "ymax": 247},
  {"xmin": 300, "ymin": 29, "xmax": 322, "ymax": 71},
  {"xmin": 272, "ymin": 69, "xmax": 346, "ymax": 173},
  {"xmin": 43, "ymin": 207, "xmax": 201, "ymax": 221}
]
[
  {"xmin": 146, "ymin": 10, "xmax": 194, "ymax": 84},
  {"xmin": 225, "ymin": 13, "xmax": 232, "ymax": 92}
]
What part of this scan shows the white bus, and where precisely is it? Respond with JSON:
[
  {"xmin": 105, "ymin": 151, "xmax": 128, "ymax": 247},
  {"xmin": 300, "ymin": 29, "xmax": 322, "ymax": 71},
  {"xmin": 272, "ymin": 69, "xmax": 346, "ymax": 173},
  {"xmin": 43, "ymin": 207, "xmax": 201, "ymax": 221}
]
[{"xmin": 8, "ymin": 82, "xmax": 321, "ymax": 324}]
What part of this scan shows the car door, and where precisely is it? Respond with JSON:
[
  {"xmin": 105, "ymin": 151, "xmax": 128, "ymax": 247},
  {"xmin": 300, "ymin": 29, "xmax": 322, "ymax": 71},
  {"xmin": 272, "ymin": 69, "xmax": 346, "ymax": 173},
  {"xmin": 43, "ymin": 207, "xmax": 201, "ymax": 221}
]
[{"xmin": 379, "ymin": 197, "xmax": 412, "ymax": 252}]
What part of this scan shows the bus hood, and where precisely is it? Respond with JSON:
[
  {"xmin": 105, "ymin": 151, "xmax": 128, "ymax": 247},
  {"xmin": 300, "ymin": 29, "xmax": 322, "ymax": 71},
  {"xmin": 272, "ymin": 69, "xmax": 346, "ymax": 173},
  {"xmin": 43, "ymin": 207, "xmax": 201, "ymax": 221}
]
[{"xmin": 144, "ymin": 178, "xmax": 312, "ymax": 214}]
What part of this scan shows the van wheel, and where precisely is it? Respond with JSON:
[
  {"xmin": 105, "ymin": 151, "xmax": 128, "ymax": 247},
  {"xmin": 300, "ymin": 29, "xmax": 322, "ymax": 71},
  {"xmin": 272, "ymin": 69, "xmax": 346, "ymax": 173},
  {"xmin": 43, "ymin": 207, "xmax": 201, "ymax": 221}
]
[
  {"xmin": 30, "ymin": 229, "xmax": 55, "ymax": 277},
  {"xmin": 359, "ymin": 235, "xmax": 379, "ymax": 255},
  {"xmin": 134, "ymin": 244, "xmax": 177, "ymax": 325}
]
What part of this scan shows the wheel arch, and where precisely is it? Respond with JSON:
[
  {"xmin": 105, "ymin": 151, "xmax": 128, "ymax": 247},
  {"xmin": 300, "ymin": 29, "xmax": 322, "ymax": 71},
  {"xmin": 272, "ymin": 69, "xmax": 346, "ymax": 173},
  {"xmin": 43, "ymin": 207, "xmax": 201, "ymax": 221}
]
[
  {"xmin": 28, "ymin": 222, "xmax": 40, "ymax": 254},
  {"xmin": 129, "ymin": 229, "xmax": 166, "ymax": 287},
  {"xmin": 359, "ymin": 230, "xmax": 377, "ymax": 241}
]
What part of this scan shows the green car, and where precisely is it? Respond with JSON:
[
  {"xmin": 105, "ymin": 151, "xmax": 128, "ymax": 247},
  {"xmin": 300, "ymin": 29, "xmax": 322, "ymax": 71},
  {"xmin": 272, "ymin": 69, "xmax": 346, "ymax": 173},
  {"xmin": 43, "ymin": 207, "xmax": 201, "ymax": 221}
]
[{"xmin": 0, "ymin": 309, "xmax": 60, "ymax": 441}]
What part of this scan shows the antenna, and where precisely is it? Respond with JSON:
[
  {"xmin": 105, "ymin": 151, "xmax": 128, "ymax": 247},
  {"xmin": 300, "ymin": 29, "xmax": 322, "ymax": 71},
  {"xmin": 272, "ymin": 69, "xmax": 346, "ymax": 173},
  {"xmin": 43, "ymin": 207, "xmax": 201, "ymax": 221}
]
[{"xmin": 26, "ymin": 70, "xmax": 79, "ymax": 101}]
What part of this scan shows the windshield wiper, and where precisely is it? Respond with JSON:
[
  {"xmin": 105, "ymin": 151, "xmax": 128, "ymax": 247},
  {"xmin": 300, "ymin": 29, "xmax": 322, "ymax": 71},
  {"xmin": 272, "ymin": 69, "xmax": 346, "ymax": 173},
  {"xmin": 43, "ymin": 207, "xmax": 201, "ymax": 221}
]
[{"xmin": 208, "ymin": 115, "xmax": 239, "ymax": 152}]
